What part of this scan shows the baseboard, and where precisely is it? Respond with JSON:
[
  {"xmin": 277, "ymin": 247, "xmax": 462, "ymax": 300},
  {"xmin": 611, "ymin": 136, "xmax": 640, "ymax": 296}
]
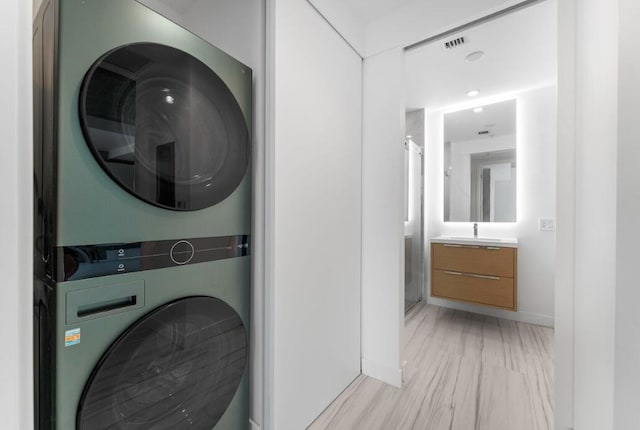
[
  {"xmin": 361, "ymin": 357, "xmax": 403, "ymax": 387},
  {"xmin": 427, "ymin": 297, "xmax": 554, "ymax": 328},
  {"xmin": 249, "ymin": 418, "xmax": 260, "ymax": 430}
]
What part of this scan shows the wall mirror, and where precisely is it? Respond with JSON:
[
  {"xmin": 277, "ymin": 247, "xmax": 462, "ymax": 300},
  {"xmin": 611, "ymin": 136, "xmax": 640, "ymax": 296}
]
[{"xmin": 443, "ymin": 99, "xmax": 516, "ymax": 222}]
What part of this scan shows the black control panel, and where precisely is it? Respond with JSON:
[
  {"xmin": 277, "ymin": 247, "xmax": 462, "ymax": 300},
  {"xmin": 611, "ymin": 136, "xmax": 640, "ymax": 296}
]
[{"xmin": 57, "ymin": 235, "xmax": 250, "ymax": 282}]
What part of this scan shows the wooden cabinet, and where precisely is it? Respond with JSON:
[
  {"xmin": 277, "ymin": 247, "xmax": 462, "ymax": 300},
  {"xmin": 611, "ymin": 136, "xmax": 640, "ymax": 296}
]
[{"xmin": 431, "ymin": 243, "xmax": 517, "ymax": 310}]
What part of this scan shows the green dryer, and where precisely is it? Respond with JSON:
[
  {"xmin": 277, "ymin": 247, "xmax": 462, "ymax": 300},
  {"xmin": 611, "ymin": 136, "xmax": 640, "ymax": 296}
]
[{"xmin": 33, "ymin": 0, "xmax": 252, "ymax": 429}]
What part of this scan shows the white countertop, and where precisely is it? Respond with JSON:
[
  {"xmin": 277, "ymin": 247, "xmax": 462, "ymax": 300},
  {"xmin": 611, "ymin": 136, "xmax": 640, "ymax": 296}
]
[{"xmin": 431, "ymin": 236, "xmax": 519, "ymax": 248}]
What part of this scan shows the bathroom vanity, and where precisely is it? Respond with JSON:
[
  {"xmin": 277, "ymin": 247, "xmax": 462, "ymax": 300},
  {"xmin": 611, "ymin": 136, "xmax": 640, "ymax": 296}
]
[{"xmin": 430, "ymin": 237, "xmax": 518, "ymax": 310}]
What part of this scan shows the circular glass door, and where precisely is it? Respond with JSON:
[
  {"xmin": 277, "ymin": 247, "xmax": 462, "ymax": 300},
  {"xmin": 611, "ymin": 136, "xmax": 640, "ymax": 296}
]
[
  {"xmin": 76, "ymin": 297, "xmax": 247, "ymax": 429},
  {"xmin": 79, "ymin": 43, "xmax": 250, "ymax": 211}
]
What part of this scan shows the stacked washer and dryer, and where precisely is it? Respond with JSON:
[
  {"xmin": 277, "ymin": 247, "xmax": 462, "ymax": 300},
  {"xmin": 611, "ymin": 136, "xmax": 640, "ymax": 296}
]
[{"xmin": 33, "ymin": 1, "xmax": 252, "ymax": 429}]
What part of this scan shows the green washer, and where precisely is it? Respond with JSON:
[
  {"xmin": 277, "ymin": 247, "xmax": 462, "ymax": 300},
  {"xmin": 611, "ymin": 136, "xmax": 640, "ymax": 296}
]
[{"xmin": 33, "ymin": 1, "xmax": 252, "ymax": 429}]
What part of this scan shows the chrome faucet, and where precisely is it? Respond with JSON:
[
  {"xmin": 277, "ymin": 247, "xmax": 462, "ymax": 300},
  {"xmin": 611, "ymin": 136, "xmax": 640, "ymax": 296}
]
[{"xmin": 473, "ymin": 223, "xmax": 478, "ymax": 238}]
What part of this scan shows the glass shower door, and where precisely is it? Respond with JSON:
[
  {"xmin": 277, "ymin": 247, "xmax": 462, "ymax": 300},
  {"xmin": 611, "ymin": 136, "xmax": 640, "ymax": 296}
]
[{"xmin": 404, "ymin": 139, "xmax": 423, "ymax": 312}]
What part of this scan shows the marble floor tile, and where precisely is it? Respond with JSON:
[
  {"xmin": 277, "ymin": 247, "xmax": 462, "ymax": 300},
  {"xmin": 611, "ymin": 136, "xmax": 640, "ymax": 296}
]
[{"xmin": 308, "ymin": 303, "xmax": 554, "ymax": 430}]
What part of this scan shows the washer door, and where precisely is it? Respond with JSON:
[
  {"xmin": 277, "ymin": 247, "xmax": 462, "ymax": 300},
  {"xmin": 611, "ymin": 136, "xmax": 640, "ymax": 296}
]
[
  {"xmin": 76, "ymin": 297, "xmax": 247, "ymax": 430},
  {"xmin": 79, "ymin": 43, "xmax": 250, "ymax": 211}
]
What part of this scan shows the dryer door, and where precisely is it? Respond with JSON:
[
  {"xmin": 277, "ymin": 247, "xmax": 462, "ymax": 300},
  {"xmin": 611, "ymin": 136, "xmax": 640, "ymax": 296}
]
[
  {"xmin": 79, "ymin": 43, "xmax": 250, "ymax": 211},
  {"xmin": 76, "ymin": 297, "xmax": 247, "ymax": 430}
]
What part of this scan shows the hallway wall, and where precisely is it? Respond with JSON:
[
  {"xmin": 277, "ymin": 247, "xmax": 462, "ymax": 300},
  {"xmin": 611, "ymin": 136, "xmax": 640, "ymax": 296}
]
[
  {"xmin": 361, "ymin": 47, "xmax": 406, "ymax": 387},
  {"xmin": 571, "ymin": 0, "xmax": 618, "ymax": 427},
  {"xmin": 614, "ymin": 0, "xmax": 640, "ymax": 428},
  {"xmin": 269, "ymin": 0, "xmax": 363, "ymax": 428},
  {"xmin": 2, "ymin": 1, "xmax": 33, "ymax": 429}
]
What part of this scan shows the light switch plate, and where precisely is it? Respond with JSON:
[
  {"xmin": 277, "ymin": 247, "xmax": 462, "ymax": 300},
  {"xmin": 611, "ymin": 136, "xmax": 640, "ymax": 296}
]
[{"xmin": 539, "ymin": 218, "xmax": 555, "ymax": 231}]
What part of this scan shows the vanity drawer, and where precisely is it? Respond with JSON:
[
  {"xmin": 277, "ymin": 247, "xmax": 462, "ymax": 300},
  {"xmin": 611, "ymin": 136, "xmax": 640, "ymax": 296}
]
[
  {"xmin": 431, "ymin": 243, "xmax": 515, "ymax": 277},
  {"xmin": 432, "ymin": 269, "xmax": 515, "ymax": 310}
]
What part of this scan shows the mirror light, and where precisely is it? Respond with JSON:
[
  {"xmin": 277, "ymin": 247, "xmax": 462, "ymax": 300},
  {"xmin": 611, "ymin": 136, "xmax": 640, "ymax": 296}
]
[{"xmin": 442, "ymin": 98, "xmax": 517, "ymax": 223}]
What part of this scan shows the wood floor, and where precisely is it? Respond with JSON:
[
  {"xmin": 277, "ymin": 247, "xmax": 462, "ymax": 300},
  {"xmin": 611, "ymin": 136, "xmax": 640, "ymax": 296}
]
[{"xmin": 308, "ymin": 303, "xmax": 554, "ymax": 430}]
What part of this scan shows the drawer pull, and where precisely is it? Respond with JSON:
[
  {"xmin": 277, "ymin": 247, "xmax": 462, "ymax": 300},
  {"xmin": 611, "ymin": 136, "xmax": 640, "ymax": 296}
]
[
  {"xmin": 443, "ymin": 244, "xmax": 480, "ymax": 249},
  {"xmin": 443, "ymin": 271, "xmax": 501, "ymax": 281},
  {"xmin": 468, "ymin": 273, "xmax": 501, "ymax": 281},
  {"xmin": 486, "ymin": 246, "xmax": 501, "ymax": 250}
]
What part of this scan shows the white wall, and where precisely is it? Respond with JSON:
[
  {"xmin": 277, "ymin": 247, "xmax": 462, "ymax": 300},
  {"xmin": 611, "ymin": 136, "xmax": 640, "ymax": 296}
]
[
  {"xmin": 180, "ymin": 0, "xmax": 264, "ymax": 72},
  {"xmin": 269, "ymin": 0, "xmax": 363, "ymax": 429},
  {"xmin": 572, "ymin": 0, "xmax": 619, "ymax": 428},
  {"xmin": 406, "ymin": 110, "xmax": 425, "ymax": 148},
  {"xmin": 135, "ymin": 0, "xmax": 265, "ymax": 72},
  {"xmin": 307, "ymin": 0, "xmax": 531, "ymax": 59},
  {"xmin": 1, "ymin": 1, "xmax": 33, "ymax": 429},
  {"xmin": 361, "ymin": 47, "xmax": 405, "ymax": 387},
  {"xmin": 307, "ymin": 0, "xmax": 367, "ymax": 55},
  {"xmin": 614, "ymin": 0, "xmax": 640, "ymax": 428},
  {"xmin": 426, "ymin": 86, "xmax": 557, "ymax": 327},
  {"xmin": 554, "ymin": 0, "xmax": 577, "ymax": 427},
  {"xmin": 364, "ymin": 0, "xmax": 525, "ymax": 56}
]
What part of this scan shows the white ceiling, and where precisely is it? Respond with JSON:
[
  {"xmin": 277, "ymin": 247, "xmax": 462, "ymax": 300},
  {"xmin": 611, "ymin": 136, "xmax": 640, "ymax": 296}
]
[
  {"xmin": 342, "ymin": 0, "xmax": 416, "ymax": 25},
  {"xmin": 405, "ymin": 0, "xmax": 556, "ymax": 110},
  {"xmin": 310, "ymin": 0, "xmax": 518, "ymax": 56},
  {"xmin": 444, "ymin": 99, "xmax": 516, "ymax": 142},
  {"xmin": 142, "ymin": 0, "xmax": 555, "ymax": 109}
]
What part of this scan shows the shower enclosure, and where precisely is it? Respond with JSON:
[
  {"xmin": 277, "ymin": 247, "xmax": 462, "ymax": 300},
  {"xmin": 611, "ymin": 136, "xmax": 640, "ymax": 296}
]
[{"xmin": 404, "ymin": 137, "xmax": 424, "ymax": 312}]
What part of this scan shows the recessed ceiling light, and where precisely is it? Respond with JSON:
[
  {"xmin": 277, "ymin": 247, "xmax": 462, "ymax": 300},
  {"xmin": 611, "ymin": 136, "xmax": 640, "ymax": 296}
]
[
  {"xmin": 466, "ymin": 51, "xmax": 485, "ymax": 62},
  {"xmin": 467, "ymin": 90, "xmax": 479, "ymax": 97},
  {"xmin": 474, "ymin": 107, "xmax": 484, "ymax": 113}
]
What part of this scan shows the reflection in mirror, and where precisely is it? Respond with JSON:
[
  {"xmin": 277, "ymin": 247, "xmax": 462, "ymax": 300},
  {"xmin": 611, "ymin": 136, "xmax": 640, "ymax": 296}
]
[{"xmin": 443, "ymin": 99, "xmax": 516, "ymax": 222}]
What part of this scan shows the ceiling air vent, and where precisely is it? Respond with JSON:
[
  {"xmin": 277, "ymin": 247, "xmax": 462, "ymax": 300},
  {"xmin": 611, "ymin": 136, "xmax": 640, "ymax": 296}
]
[
  {"xmin": 478, "ymin": 130, "xmax": 490, "ymax": 135},
  {"xmin": 443, "ymin": 36, "xmax": 465, "ymax": 50}
]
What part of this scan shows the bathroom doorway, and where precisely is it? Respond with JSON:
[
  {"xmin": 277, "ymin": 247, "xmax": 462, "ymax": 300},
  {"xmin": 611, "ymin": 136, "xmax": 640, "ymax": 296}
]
[{"xmin": 403, "ymin": 0, "xmax": 558, "ymax": 426}]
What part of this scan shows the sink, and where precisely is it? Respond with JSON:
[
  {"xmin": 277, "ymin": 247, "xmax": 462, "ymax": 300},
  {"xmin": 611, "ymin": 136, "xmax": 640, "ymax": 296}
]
[{"xmin": 431, "ymin": 236, "xmax": 518, "ymax": 247}]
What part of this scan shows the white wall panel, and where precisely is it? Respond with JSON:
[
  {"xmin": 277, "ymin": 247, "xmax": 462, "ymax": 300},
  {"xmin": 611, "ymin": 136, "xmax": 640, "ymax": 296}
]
[
  {"xmin": 271, "ymin": 0, "xmax": 363, "ymax": 428},
  {"xmin": 307, "ymin": 0, "xmax": 367, "ymax": 56},
  {"xmin": 2, "ymin": 1, "xmax": 33, "ymax": 429},
  {"xmin": 554, "ymin": 1, "xmax": 577, "ymax": 427},
  {"xmin": 361, "ymin": 47, "xmax": 405, "ymax": 387},
  {"xmin": 573, "ymin": 0, "xmax": 618, "ymax": 427},
  {"xmin": 614, "ymin": 0, "xmax": 640, "ymax": 428}
]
